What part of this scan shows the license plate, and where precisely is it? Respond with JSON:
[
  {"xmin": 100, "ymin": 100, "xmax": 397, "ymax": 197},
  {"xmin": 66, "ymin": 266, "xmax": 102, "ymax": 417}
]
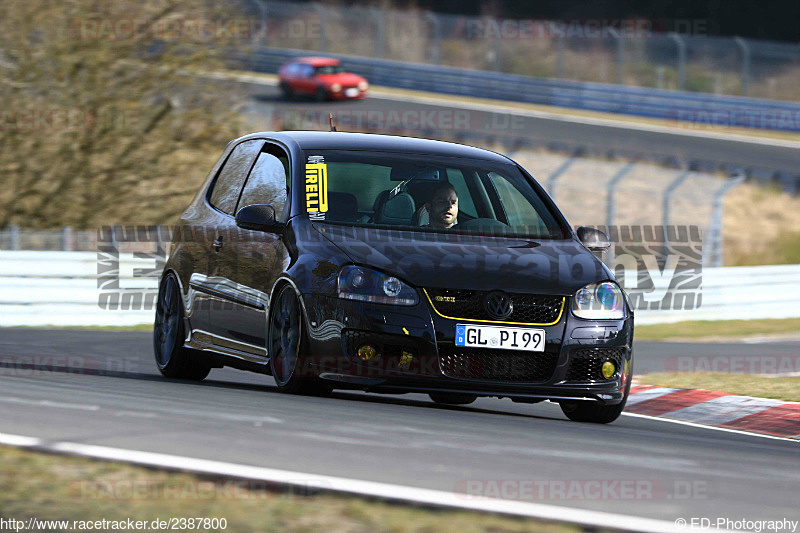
[
  {"xmin": 344, "ymin": 88, "xmax": 360, "ymax": 97},
  {"xmin": 455, "ymin": 324, "xmax": 545, "ymax": 352}
]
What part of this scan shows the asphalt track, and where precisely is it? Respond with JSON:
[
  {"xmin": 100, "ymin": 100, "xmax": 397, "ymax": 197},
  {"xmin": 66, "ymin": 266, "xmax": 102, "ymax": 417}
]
[
  {"xmin": 243, "ymin": 84, "xmax": 800, "ymax": 176},
  {"xmin": 1, "ymin": 329, "xmax": 798, "ymax": 529}
]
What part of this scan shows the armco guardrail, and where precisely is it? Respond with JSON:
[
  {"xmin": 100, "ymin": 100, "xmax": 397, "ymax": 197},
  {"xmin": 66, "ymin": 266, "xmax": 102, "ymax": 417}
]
[
  {"xmin": 1, "ymin": 251, "xmax": 798, "ymax": 327},
  {"xmin": 238, "ymin": 48, "xmax": 800, "ymax": 133}
]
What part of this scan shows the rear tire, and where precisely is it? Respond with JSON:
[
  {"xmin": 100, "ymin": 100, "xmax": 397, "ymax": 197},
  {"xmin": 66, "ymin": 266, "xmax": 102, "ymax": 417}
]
[
  {"xmin": 268, "ymin": 285, "xmax": 331, "ymax": 396},
  {"xmin": 153, "ymin": 273, "xmax": 211, "ymax": 381},
  {"xmin": 429, "ymin": 392, "xmax": 477, "ymax": 405}
]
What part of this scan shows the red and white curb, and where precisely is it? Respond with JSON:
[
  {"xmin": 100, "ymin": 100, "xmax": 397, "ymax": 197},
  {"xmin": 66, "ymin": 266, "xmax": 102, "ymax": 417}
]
[{"xmin": 626, "ymin": 383, "xmax": 800, "ymax": 439}]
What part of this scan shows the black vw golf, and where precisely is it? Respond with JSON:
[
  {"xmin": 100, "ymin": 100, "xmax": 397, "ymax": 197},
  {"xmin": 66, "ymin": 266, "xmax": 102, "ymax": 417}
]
[{"xmin": 154, "ymin": 131, "xmax": 633, "ymax": 423}]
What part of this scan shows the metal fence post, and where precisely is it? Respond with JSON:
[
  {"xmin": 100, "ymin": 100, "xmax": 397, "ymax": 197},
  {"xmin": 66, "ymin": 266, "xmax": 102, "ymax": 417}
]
[
  {"xmin": 734, "ymin": 36, "xmax": 751, "ymax": 96},
  {"xmin": 426, "ymin": 12, "xmax": 441, "ymax": 65},
  {"xmin": 546, "ymin": 156, "xmax": 577, "ymax": 201},
  {"xmin": 9, "ymin": 225, "xmax": 20, "ymax": 251},
  {"xmin": 492, "ymin": 32, "xmax": 500, "ymax": 71},
  {"xmin": 556, "ymin": 36, "xmax": 565, "ymax": 78},
  {"xmin": 370, "ymin": 7, "xmax": 385, "ymax": 58},
  {"xmin": 62, "ymin": 226, "xmax": 74, "ymax": 251},
  {"xmin": 256, "ymin": 0, "xmax": 267, "ymax": 48},
  {"xmin": 662, "ymin": 170, "xmax": 692, "ymax": 242},
  {"xmin": 313, "ymin": 3, "xmax": 327, "ymax": 52},
  {"xmin": 603, "ymin": 162, "xmax": 635, "ymax": 266},
  {"xmin": 606, "ymin": 162, "xmax": 636, "ymax": 229},
  {"xmin": 705, "ymin": 174, "xmax": 745, "ymax": 267},
  {"xmin": 668, "ymin": 32, "xmax": 686, "ymax": 90}
]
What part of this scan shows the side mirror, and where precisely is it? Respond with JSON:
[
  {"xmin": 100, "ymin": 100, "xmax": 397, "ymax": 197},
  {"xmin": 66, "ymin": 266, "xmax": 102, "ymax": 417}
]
[
  {"xmin": 235, "ymin": 204, "xmax": 284, "ymax": 233},
  {"xmin": 577, "ymin": 226, "xmax": 610, "ymax": 252}
]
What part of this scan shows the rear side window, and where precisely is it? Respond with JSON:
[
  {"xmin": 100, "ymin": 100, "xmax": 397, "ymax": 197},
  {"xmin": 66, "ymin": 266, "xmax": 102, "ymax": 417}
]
[
  {"xmin": 237, "ymin": 147, "xmax": 290, "ymax": 219},
  {"xmin": 209, "ymin": 140, "xmax": 264, "ymax": 215}
]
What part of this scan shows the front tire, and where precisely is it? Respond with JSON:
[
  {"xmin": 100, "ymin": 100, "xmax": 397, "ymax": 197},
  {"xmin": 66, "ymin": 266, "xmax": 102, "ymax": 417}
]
[
  {"xmin": 153, "ymin": 273, "xmax": 210, "ymax": 381},
  {"xmin": 268, "ymin": 285, "xmax": 331, "ymax": 396},
  {"xmin": 315, "ymin": 86, "xmax": 328, "ymax": 102},
  {"xmin": 279, "ymin": 82, "xmax": 293, "ymax": 100}
]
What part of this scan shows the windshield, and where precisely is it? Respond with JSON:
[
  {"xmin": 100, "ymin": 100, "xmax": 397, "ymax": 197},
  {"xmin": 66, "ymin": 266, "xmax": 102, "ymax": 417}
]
[
  {"xmin": 302, "ymin": 150, "xmax": 570, "ymax": 239},
  {"xmin": 314, "ymin": 65, "xmax": 345, "ymax": 75}
]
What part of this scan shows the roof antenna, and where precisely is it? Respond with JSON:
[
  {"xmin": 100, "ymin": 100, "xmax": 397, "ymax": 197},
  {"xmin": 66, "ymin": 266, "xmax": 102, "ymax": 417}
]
[{"xmin": 329, "ymin": 112, "xmax": 337, "ymax": 132}]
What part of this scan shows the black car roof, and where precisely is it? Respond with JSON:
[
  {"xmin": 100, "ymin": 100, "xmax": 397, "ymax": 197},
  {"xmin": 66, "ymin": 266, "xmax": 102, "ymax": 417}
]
[{"xmin": 238, "ymin": 131, "xmax": 514, "ymax": 164}]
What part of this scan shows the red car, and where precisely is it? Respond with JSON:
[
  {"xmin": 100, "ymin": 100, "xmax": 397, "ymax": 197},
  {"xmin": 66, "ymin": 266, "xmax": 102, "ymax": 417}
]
[{"xmin": 278, "ymin": 57, "xmax": 368, "ymax": 101}]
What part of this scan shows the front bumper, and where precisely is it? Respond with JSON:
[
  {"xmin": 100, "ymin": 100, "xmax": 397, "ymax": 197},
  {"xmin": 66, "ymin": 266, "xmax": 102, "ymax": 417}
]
[
  {"xmin": 329, "ymin": 88, "xmax": 367, "ymax": 100},
  {"xmin": 301, "ymin": 294, "xmax": 633, "ymax": 405}
]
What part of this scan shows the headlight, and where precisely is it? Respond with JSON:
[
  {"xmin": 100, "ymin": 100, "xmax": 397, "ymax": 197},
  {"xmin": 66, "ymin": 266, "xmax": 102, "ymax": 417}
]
[
  {"xmin": 337, "ymin": 266, "xmax": 418, "ymax": 306},
  {"xmin": 572, "ymin": 281, "xmax": 626, "ymax": 319},
  {"xmin": 331, "ymin": 83, "xmax": 342, "ymax": 92},
  {"xmin": 358, "ymin": 81, "xmax": 368, "ymax": 91}
]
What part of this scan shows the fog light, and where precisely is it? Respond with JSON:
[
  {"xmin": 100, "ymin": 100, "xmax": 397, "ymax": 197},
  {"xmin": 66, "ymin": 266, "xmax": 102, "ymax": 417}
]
[
  {"xmin": 357, "ymin": 345, "xmax": 377, "ymax": 361},
  {"xmin": 601, "ymin": 360, "xmax": 616, "ymax": 379}
]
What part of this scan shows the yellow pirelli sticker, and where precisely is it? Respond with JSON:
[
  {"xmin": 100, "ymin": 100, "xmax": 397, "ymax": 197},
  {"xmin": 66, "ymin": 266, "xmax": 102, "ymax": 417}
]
[{"xmin": 305, "ymin": 163, "xmax": 328, "ymax": 218}]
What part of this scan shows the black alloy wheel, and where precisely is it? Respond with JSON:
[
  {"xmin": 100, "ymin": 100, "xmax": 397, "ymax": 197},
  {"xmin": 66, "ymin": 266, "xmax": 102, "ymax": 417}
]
[
  {"xmin": 268, "ymin": 284, "xmax": 331, "ymax": 396},
  {"xmin": 153, "ymin": 273, "xmax": 210, "ymax": 381}
]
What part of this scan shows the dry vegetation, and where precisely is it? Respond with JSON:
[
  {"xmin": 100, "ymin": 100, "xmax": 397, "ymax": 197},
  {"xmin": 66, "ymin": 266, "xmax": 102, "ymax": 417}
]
[
  {"xmin": 0, "ymin": 0, "xmax": 249, "ymax": 229},
  {"xmin": 724, "ymin": 183, "xmax": 800, "ymax": 265}
]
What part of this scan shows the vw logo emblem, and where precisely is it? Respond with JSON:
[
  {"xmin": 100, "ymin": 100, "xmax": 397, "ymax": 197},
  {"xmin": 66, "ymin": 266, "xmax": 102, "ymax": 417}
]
[{"xmin": 485, "ymin": 291, "xmax": 513, "ymax": 320}]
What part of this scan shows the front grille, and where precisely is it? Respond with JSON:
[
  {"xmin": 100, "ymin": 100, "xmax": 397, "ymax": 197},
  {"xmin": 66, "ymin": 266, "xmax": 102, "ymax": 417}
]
[
  {"xmin": 425, "ymin": 289, "xmax": 564, "ymax": 325},
  {"xmin": 566, "ymin": 348, "xmax": 626, "ymax": 382},
  {"xmin": 439, "ymin": 345, "xmax": 559, "ymax": 383}
]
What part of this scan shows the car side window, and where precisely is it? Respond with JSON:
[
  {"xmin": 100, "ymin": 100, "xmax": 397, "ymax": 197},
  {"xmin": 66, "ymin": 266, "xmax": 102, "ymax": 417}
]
[
  {"xmin": 209, "ymin": 140, "xmax": 264, "ymax": 215},
  {"xmin": 488, "ymin": 171, "xmax": 546, "ymax": 228},
  {"xmin": 237, "ymin": 148, "xmax": 289, "ymax": 219}
]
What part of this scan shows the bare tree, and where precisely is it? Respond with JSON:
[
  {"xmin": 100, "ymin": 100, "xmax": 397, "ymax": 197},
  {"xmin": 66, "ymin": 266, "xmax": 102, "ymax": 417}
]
[{"xmin": 0, "ymin": 0, "xmax": 248, "ymax": 228}]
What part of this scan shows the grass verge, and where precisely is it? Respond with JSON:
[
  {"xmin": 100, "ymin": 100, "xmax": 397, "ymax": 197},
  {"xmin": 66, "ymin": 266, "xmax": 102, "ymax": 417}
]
[
  {"xmin": 638, "ymin": 373, "xmax": 800, "ymax": 403},
  {"xmin": 634, "ymin": 318, "xmax": 800, "ymax": 341},
  {"xmin": 0, "ymin": 444, "xmax": 578, "ymax": 533}
]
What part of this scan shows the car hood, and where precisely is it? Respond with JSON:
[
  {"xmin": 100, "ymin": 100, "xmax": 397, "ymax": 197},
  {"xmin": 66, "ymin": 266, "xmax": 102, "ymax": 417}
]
[
  {"xmin": 316, "ymin": 73, "xmax": 365, "ymax": 86},
  {"xmin": 313, "ymin": 224, "xmax": 611, "ymax": 295}
]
